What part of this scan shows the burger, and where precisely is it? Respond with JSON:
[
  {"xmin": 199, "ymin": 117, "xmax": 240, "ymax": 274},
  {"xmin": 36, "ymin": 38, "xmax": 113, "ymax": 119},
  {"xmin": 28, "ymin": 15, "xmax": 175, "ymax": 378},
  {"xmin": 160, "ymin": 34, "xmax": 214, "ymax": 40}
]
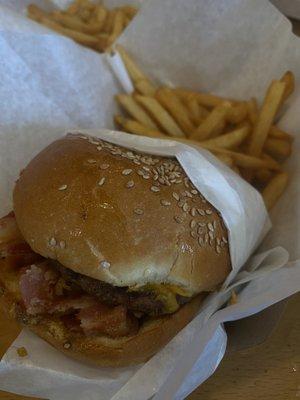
[{"xmin": 0, "ymin": 133, "xmax": 231, "ymax": 366}]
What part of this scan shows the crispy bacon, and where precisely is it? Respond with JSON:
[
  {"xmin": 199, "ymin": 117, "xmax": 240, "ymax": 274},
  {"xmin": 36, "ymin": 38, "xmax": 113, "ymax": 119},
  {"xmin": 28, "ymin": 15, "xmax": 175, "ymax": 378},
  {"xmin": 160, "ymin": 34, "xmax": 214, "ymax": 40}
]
[
  {"xmin": 1, "ymin": 212, "xmax": 138, "ymax": 337},
  {"xmin": 19, "ymin": 263, "xmax": 59, "ymax": 315},
  {"xmin": 78, "ymin": 303, "xmax": 138, "ymax": 337}
]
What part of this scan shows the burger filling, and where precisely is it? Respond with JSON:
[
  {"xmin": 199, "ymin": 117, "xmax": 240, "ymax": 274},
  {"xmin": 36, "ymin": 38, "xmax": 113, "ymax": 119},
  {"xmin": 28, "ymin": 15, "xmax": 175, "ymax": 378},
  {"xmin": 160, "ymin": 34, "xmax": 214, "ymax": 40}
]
[{"xmin": 0, "ymin": 212, "xmax": 191, "ymax": 338}]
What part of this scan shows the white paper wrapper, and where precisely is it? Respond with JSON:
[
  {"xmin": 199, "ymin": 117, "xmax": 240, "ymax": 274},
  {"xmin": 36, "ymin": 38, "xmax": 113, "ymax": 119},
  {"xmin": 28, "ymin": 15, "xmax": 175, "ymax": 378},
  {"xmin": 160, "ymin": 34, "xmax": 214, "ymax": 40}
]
[{"xmin": 0, "ymin": 0, "xmax": 300, "ymax": 399}]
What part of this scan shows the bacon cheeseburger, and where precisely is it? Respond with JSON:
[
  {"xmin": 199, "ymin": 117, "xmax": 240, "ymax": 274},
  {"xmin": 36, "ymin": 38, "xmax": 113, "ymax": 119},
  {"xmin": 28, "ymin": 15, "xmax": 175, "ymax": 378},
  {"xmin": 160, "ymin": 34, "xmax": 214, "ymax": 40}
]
[{"xmin": 0, "ymin": 134, "xmax": 231, "ymax": 366}]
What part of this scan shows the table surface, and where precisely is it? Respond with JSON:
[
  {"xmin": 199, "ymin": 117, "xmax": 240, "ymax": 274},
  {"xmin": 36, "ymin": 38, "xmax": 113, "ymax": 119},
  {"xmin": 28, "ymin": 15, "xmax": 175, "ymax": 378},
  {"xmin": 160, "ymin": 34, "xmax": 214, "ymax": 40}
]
[{"xmin": 1, "ymin": 15, "xmax": 300, "ymax": 400}]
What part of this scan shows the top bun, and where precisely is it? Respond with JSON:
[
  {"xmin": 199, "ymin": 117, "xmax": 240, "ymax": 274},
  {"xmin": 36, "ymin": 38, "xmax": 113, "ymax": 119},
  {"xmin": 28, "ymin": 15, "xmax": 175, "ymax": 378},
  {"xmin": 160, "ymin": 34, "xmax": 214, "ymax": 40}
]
[{"xmin": 13, "ymin": 133, "xmax": 231, "ymax": 295}]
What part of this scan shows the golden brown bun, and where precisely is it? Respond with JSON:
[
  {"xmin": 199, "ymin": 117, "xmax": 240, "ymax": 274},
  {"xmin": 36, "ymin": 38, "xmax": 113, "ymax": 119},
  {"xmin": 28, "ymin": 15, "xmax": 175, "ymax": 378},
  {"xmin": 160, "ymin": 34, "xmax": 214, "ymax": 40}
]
[
  {"xmin": 13, "ymin": 133, "xmax": 231, "ymax": 294},
  {"xmin": 0, "ymin": 266, "xmax": 204, "ymax": 366}
]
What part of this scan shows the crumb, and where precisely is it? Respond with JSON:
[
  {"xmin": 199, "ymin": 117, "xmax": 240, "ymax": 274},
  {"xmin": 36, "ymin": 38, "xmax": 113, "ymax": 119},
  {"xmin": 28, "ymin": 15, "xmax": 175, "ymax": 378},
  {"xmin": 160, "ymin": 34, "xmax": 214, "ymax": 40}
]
[
  {"xmin": 63, "ymin": 342, "xmax": 71, "ymax": 349},
  {"xmin": 17, "ymin": 347, "xmax": 28, "ymax": 357},
  {"xmin": 229, "ymin": 290, "xmax": 238, "ymax": 305}
]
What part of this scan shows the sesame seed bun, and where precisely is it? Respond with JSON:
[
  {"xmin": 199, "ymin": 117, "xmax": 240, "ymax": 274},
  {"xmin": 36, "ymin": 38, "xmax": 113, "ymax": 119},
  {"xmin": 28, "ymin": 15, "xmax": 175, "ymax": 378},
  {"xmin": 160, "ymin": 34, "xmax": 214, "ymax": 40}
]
[{"xmin": 13, "ymin": 133, "xmax": 231, "ymax": 295}]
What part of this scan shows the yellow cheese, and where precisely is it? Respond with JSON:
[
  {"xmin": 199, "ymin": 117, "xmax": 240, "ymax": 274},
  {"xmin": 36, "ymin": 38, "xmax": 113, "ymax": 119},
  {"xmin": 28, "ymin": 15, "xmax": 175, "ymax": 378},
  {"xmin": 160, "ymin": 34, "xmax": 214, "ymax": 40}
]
[{"xmin": 129, "ymin": 283, "xmax": 192, "ymax": 314}]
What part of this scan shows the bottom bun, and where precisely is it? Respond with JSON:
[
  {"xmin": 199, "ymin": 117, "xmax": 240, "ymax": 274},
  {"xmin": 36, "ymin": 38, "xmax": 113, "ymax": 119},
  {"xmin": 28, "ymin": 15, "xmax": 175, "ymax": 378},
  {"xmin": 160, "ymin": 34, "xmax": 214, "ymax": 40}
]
[{"xmin": 0, "ymin": 279, "xmax": 204, "ymax": 367}]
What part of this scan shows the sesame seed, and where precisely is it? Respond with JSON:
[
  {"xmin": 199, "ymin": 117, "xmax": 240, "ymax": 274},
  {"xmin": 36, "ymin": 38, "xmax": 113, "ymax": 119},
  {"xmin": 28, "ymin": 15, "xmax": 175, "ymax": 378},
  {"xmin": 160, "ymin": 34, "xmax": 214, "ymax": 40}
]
[
  {"xmin": 173, "ymin": 192, "xmax": 180, "ymax": 201},
  {"xmin": 158, "ymin": 177, "xmax": 165, "ymax": 185},
  {"xmin": 143, "ymin": 174, "xmax": 150, "ymax": 179},
  {"xmin": 63, "ymin": 342, "xmax": 71, "ymax": 349},
  {"xmin": 134, "ymin": 208, "xmax": 143, "ymax": 215},
  {"xmin": 185, "ymin": 191, "xmax": 193, "ymax": 198},
  {"xmin": 126, "ymin": 151, "xmax": 135, "ymax": 158},
  {"xmin": 206, "ymin": 209, "xmax": 213, "ymax": 215},
  {"xmin": 98, "ymin": 177, "xmax": 106, "ymax": 186},
  {"xmin": 49, "ymin": 237, "xmax": 56, "ymax": 246},
  {"xmin": 58, "ymin": 184, "xmax": 67, "ymax": 191},
  {"xmin": 174, "ymin": 216, "xmax": 183, "ymax": 224},
  {"xmin": 153, "ymin": 175, "xmax": 159, "ymax": 181},
  {"xmin": 198, "ymin": 227, "xmax": 204, "ymax": 235},
  {"xmin": 161, "ymin": 200, "xmax": 171, "ymax": 206},
  {"xmin": 175, "ymin": 179, "xmax": 182, "ymax": 184},
  {"xmin": 204, "ymin": 233, "xmax": 209, "ymax": 243},
  {"xmin": 216, "ymin": 238, "xmax": 221, "ymax": 245},
  {"xmin": 202, "ymin": 199, "xmax": 207, "ymax": 203},
  {"xmin": 133, "ymin": 159, "xmax": 141, "ymax": 165},
  {"xmin": 208, "ymin": 223, "xmax": 214, "ymax": 232},
  {"xmin": 198, "ymin": 237, "xmax": 204, "ymax": 246},
  {"xmin": 183, "ymin": 203, "xmax": 190, "ymax": 212},
  {"xmin": 191, "ymin": 189, "xmax": 198, "ymax": 195},
  {"xmin": 184, "ymin": 177, "xmax": 189, "ymax": 188},
  {"xmin": 100, "ymin": 164, "xmax": 109, "ymax": 170},
  {"xmin": 222, "ymin": 236, "xmax": 228, "ymax": 243},
  {"xmin": 190, "ymin": 220, "xmax": 197, "ymax": 229},
  {"xmin": 100, "ymin": 260, "xmax": 111, "ymax": 269},
  {"xmin": 191, "ymin": 207, "xmax": 197, "ymax": 217},
  {"xmin": 97, "ymin": 146, "xmax": 102, "ymax": 151},
  {"xmin": 209, "ymin": 239, "xmax": 214, "ymax": 246},
  {"xmin": 190, "ymin": 231, "xmax": 197, "ymax": 239},
  {"xmin": 197, "ymin": 209, "xmax": 205, "ymax": 216},
  {"xmin": 209, "ymin": 231, "xmax": 214, "ymax": 240},
  {"xmin": 143, "ymin": 166, "xmax": 150, "ymax": 172},
  {"xmin": 126, "ymin": 180, "xmax": 135, "ymax": 188},
  {"xmin": 87, "ymin": 159, "xmax": 96, "ymax": 164},
  {"xmin": 59, "ymin": 241, "xmax": 66, "ymax": 249},
  {"xmin": 151, "ymin": 186, "xmax": 160, "ymax": 193},
  {"xmin": 137, "ymin": 170, "xmax": 144, "ymax": 176},
  {"xmin": 178, "ymin": 199, "xmax": 185, "ymax": 207},
  {"xmin": 216, "ymin": 245, "xmax": 221, "ymax": 254},
  {"xmin": 122, "ymin": 169, "xmax": 133, "ymax": 176},
  {"xmin": 198, "ymin": 222, "xmax": 206, "ymax": 227},
  {"xmin": 213, "ymin": 221, "xmax": 217, "ymax": 229}
]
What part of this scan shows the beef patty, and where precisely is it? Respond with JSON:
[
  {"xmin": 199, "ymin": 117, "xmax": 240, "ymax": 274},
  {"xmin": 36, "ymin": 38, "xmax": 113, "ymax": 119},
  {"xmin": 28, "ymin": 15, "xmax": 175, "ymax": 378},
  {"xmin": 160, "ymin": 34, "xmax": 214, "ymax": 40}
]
[{"xmin": 51, "ymin": 261, "xmax": 166, "ymax": 316}]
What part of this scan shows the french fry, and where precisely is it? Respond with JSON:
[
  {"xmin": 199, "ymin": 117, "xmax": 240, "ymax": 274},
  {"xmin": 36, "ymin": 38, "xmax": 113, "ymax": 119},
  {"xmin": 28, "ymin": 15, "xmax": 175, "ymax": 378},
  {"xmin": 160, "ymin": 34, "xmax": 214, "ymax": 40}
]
[
  {"xmin": 247, "ymin": 98, "xmax": 259, "ymax": 125},
  {"xmin": 116, "ymin": 45, "xmax": 153, "ymax": 85},
  {"xmin": 175, "ymin": 88, "xmax": 236, "ymax": 108},
  {"xmin": 269, "ymin": 125, "xmax": 293, "ymax": 142},
  {"xmin": 212, "ymin": 148, "xmax": 281, "ymax": 171},
  {"xmin": 191, "ymin": 102, "xmax": 232, "ymax": 140},
  {"xmin": 134, "ymin": 95, "xmax": 185, "ymax": 137},
  {"xmin": 107, "ymin": 10, "xmax": 124, "ymax": 46},
  {"xmin": 135, "ymin": 79, "xmax": 156, "ymax": 96},
  {"xmin": 95, "ymin": 33, "xmax": 109, "ymax": 52},
  {"xmin": 248, "ymin": 80, "xmax": 286, "ymax": 157},
  {"xmin": 280, "ymin": 71, "xmax": 295, "ymax": 102},
  {"xmin": 115, "ymin": 116, "xmax": 166, "ymax": 138},
  {"xmin": 227, "ymin": 102, "xmax": 248, "ymax": 124},
  {"xmin": 186, "ymin": 97, "xmax": 208, "ymax": 125},
  {"xmin": 120, "ymin": 5, "xmax": 138, "ymax": 19},
  {"xmin": 200, "ymin": 125, "xmax": 250, "ymax": 150},
  {"xmin": 115, "ymin": 94, "xmax": 159, "ymax": 130},
  {"xmin": 94, "ymin": 5, "xmax": 107, "ymax": 28},
  {"xmin": 264, "ymin": 138, "xmax": 292, "ymax": 160},
  {"xmin": 28, "ymin": 6, "xmax": 99, "ymax": 48},
  {"xmin": 262, "ymin": 172, "xmax": 288, "ymax": 210},
  {"xmin": 255, "ymin": 169, "xmax": 273, "ymax": 184},
  {"xmin": 216, "ymin": 154, "xmax": 234, "ymax": 167},
  {"xmin": 103, "ymin": 10, "xmax": 116, "ymax": 33},
  {"xmin": 155, "ymin": 88, "xmax": 195, "ymax": 135},
  {"xmin": 51, "ymin": 11, "xmax": 103, "ymax": 34}
]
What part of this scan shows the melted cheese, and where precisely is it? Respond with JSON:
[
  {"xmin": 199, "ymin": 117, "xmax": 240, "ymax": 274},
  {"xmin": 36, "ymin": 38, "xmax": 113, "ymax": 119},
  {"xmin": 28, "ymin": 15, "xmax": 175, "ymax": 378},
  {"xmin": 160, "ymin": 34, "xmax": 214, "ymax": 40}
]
[{"xmin": 129, "ymin": 284, "xmax": 192, "ymax": 313}]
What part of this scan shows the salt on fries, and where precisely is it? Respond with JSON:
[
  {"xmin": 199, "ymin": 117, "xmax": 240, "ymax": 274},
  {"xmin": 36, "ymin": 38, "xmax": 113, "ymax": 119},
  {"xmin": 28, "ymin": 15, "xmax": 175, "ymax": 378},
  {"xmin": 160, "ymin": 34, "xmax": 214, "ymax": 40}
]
[
  {"xmin": 27, "ymin": 1, "xmax": 137, "ymax": 52},
  {"xmin": 114, "ymin": 46, "xmax": 294, "ymax": 210}
]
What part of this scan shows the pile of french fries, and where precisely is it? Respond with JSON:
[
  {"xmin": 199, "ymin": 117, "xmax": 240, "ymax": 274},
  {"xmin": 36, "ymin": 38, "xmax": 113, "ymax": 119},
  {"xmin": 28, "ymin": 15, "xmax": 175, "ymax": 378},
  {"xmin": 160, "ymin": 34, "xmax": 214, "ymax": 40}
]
[
  {"xmin": 114, "ymin": 46, "xmax": 294, "ymax": 211},
  {"xmin": 27, "ymin": 1, "xmax": 137, "ymax": 52}
]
